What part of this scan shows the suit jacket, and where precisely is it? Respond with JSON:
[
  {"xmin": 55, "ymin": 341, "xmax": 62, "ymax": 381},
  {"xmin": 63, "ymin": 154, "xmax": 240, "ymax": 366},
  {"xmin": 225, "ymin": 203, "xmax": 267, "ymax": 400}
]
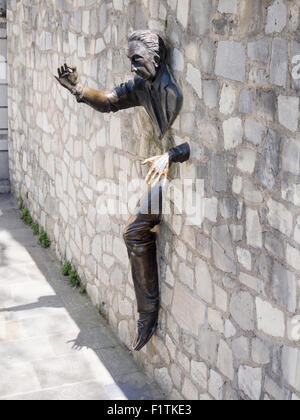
[{"xmin": 102, "ymin": 64, "xmax": 182, "ymax": 140}]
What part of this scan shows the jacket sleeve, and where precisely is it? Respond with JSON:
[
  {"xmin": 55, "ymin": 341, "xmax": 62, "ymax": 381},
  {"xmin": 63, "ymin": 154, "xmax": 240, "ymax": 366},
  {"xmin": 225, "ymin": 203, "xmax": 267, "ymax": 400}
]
[
  {"xmin": 168, "ymin": 142, "xmax": 191, "ymax": 164},
  {"xmin": 77, "ymin": 79, "xmax": 141, "ymax": 113}
]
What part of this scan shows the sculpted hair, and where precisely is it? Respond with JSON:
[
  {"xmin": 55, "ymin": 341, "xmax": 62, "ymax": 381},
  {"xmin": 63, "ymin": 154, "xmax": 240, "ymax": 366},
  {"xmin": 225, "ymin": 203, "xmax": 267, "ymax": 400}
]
[{"xmin": 128, "ymin": 30, "xmax": 166, "ymax": 62}]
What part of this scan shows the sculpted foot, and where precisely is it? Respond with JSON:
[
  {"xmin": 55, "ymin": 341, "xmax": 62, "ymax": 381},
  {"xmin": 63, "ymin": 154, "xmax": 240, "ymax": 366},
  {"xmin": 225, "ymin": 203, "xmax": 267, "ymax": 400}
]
[{"xmin": 132, "ymin": 312, "xmax": 158, "ymax": 351}]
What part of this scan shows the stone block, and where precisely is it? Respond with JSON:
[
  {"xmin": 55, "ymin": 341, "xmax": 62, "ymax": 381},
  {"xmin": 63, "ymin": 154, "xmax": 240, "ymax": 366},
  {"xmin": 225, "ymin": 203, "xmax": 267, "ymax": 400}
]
[
  {"xmin": 177, "ymin": 0, "xmax": 189, "ymax": 28},
  {"xmin": 198, "ymin": 327, "xmax": 219, "ymax": 365},
  {"xmin": 267, "ymin": 199, "xmax": 293, "ymax": 237},
  {"xmin": 271, "ymin": 261, "xmax": 297, "ymax": 313},
  {"xmin": 203, "ymin": 79, "xmax": 218, "ymax": 109},
  {"xmin": 212, "ymin": 225, "xmax": 236, "ymax": 274},
  {"xmin": 239, "ymin": 89, "xmax": 253, "ymax": 114},
  {"xmin": 252, "ymin": 338, "xmax": 270, "ymax": 365},
  {"xmin": 172, "ymin": 283, "xmax": 206, "ymax": 336},
  {"xmin": 270, "ymin": 38, "xmax": 288, "ymax": 88},
  {"xmin": 256, "ymin": 297, "xmax": 285, "ymax": 337},
  {"xmin": 248, "ymin": 38, "xmax": 269, "ymax": 63},
  {"xmin": 278, "ymin": 96, "xmax": 299, "ymax": 132},
  {"xmin": 186, "ymin": 64, "xmax": 202, "ymax": 99},
  {"xmin": 219, "ymin": 83, "xmax": 236, "ymax": 115},
  {"xmin": 256, "ymin": 89, "xmax": 276, "ymax": 121},
  {"xmin": 195, "ymin": 258, "xmax": 213, "ymax": 304},
  {"xmin": 282, "ymin": 347, "xmax": 300, "ymax": 393},
  {"xmin": 237, "ymin": 248, "xmax": 251, "ymax": 271},
  {"xmin": 237, "ymin": 149, "xmax": 256, "ymax": 174},
  {"xmin": 246, "ymin": 208, "xmax": 262, "ymax": 249},
  {"xmin": 245, "ymin": 119, "xmax": 264, "ymax": 146},
  {"xmin": 238, "ymin": 366, "xmax": 262, "ymax": 400},
  {"xmin": 190, "ymin": 0, "xmax": 213, "ymax": 36},
  {"xmin": 199, "ymin": 38, "xmax": 214, "ymax": 73},
  {"xmin": 286, "ymin": 244, "xmax": 300, "ymax": 272},
  {"xmin": 191, "ymin": 361, "xmax": 208, "ymax": 390},
  {"xmin": 209, "ymin": 370, "xmax": 224, "ymax": 400},
  {"xmin": 215, "ymin": 41, "xmax": 246, "ymax": 82},
  {"xmin": 223, "ymin": 117, "xmax": 243, "ymax": 150},
  {"xmin": 218, "ymin": 0, "xmax": 237, "ymax": 14},
  {"xmin": 217, "ymin": 340, "xmax": 234, "ymax": 381},
  {"xmin": 282, "ymin": 137, "xmax": 300, "ymax": 175},
  {"xmin": 257, "ymin": 129, "xmax": 280, "ymax": 190},
  {"xmin": 230, "ymin": 291, "xmax": 255, "ymax": 331},
  {"xmin": 243, "ymin": 180, "xmax": 263, "ymax": 204},
  {"xmin": 265, "ymin": 0, "xmax": 287, "ymax": 34},
  {"xmin": 211, "ymin": 154, "xmax": 227, "ymax": 192}
]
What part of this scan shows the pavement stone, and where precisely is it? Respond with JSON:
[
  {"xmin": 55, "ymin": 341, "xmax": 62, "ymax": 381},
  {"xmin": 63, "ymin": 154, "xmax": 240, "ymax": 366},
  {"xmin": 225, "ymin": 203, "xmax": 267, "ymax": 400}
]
[{"xmin": 0, "ymin": 195, "xmax": 164, "ymax": 400}]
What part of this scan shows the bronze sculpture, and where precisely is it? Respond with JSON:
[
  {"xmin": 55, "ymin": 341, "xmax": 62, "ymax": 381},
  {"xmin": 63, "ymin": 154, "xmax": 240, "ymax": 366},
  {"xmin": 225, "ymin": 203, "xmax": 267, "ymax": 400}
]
[{"xmin": 56, "ymin": 30, "xmax": 190, "ymax": 351}]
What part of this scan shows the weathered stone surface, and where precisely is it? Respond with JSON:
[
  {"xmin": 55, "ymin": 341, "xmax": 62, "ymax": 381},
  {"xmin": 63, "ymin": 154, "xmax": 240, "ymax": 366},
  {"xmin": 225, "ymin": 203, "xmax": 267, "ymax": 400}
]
[
  {"xmin": 212, "ymin": 225, "xmax": 236, "ymax": 274},
  {"xmin": 270, "ymin": 38, "xmax": 288, "ymax": 88},
  {"xmin": 239, "ymin": 89, "xmax": 253, "ymax": 114},
  {"xmin": 246, "ymin": 208, "xmax": 262, "ymax": 249},
  {"xmin": 256, "ymin": 90, "xmax": 277, "ymax": 121},
  {"xmin": 218, "ymin": 0, "xmax": 237, "ymax": 14},
  {"xmin": 282, "ymin": 137, "xmax": 300, "ymax": 175},
  {"xmin": 271, "ymin": 261, "xmax": 297, "ymax": 313},
  {"xmin": 256, "ymin": 298, "xmax": 285, "ymax": 338},
  {"xmin": 190, "ymin": 0, "xmax": 213, "ymax": 36},
  {"xmin": 191, "ymin": 361, "xmax": 208, "ymax": 390},
  {"xmin": 219, "ymin": 83, "xmax": 236, "ymax": 114},
  {"xmin": 252, "ymin": 338, "xmax": 270, "ymax": 365},
  {"xmin": 237, "ymin": 149, "xmax": 256, "ymax": 174},
  {"xmin": 238, "ymin": 366, "xmax": 262, "ymax": 400},
  {"xmin": 215, "ymin": 41, "xmax": 246, "ymax": 83},
  {"xmin": 230, "ymin": 291, "xmax": 255, "ymax": 331},
  {"xmin": 257, "ymin": 129, "xmax": 281, "ymax": 190},
  {"xmin": 245, "ymin": 119, "xmax": 264, "ymax": 146},
  {"xmin": 211, "ymin": 154, "xmax": 227, "ymax": 192},
  {"xmin": 223, "ymin": 117, "xmax": 243, "ymax": 150},
  {"xmin": 203, "ymin": 79, "xmax": 218, "ymax": 109},
  {"xmin": 172, "ymin": 283, "xmax": 206, "ymax": 336},
  {"xmin": 248, "ymin": 38, "xmax": 269, "ymax": 63},
  {"xmin": 278, "ymin": 96, "xmax": 299, "ymax": 132},
  {"xmin": 265, "ymin": 0, "xmax": 287, "ymax": 34},
  {"xmin": 209, "ymin": 370, "xmax": 224, "ymax": 400},
  {"xmin": 195, "ymin": 258, "xmax": 213, "ymax": 304},
  {"xmin": 267, "ymin": 199, "xmax": 293, "ymax": 237},
  {"xmin": 186, "ymin": 64, "xmax": 202, "ymax": 98},
  {"xmin": 282, "ymin": 347, "xmax": 300, "ymax": 393},
  {"xmin": 217, "ymin": 340, "xmax": 234, "ymax": 381}
]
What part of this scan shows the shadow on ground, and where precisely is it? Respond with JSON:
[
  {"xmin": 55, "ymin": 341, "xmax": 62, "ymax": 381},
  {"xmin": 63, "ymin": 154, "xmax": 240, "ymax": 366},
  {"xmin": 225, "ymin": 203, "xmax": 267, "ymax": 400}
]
[{"xmin": 0, "ymin": 194, "xmax": 164, "ymax": 401}]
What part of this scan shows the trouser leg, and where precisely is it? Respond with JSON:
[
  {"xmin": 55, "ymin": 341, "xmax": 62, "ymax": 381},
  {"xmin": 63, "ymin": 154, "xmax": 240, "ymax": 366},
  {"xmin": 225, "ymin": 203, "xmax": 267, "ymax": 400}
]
[
  {"xmin": 123, "ymin": 183, "xmax": 162, "ymax": 313},
  {"xmin": 123, "ymin": 184, "xmax": 162, "ymax": 350}
]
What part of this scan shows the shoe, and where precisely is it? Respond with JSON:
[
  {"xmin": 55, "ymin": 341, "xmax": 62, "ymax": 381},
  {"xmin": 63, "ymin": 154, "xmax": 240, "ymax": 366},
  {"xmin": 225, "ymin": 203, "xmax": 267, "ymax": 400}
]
[{"xmin": 132, "ymin": 312, "xmax": 158, "ymax": 351}]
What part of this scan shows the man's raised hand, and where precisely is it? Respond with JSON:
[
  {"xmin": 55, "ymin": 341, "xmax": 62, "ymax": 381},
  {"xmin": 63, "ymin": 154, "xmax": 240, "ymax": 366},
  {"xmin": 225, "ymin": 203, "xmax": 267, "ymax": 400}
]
[{"xmin": 55, "ymin": 63, "xmax": 78, "ymax": 91}]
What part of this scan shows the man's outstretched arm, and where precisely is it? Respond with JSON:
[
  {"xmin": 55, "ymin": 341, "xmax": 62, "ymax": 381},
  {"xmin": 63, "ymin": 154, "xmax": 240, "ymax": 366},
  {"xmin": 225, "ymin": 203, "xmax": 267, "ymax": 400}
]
[{"xmin": 55, "ymin": 63, "xmax": 138, "ymax": 113}]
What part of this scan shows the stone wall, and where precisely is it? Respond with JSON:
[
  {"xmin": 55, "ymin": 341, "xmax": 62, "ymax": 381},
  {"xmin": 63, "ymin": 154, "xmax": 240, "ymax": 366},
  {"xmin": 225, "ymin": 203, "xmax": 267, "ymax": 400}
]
[
  {"xmin": 0, "ymin": 0, "xmax": 9, "ymax": 191},
  {"xmin": 7, "ymin": 0, "xmax": 300, "ymax": 400}
]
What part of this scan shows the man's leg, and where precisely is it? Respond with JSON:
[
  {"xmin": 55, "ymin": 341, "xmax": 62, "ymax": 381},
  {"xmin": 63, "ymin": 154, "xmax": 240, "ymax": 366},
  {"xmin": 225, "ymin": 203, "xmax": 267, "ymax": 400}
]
[{"xmin": 123, "ymin": 184, "xmax": 162, "ymax": 351}]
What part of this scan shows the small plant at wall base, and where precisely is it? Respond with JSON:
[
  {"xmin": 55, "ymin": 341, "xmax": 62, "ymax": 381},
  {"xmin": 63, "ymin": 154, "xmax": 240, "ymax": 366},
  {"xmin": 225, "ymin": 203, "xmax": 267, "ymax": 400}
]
[
  {"xmin": 61, "ymin": 261, "xmax": 86, "ymax": 294},
  {"xmin": 38, "ymin": 230, "xmax": 51, "ymax": 248},
  {"xmin": 21, "ymin": 207, "xmax": 33, "ymax": 226},
  {"xmin": 61, "ymin": 261, "xmax": 72, "ymax": 276}
]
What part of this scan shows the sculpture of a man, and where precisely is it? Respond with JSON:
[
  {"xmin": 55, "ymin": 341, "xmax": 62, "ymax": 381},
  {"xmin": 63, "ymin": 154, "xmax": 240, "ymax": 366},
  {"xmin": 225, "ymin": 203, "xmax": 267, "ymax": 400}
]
[{"xmin": 56, "ymin": 30, "xmax": 190, "ymax": 351}]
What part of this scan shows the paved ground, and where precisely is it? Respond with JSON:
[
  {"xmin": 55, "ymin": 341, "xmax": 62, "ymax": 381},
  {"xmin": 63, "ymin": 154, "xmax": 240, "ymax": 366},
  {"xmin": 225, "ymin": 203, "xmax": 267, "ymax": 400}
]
[{"xmin": 0, "ymin": 194, "xmax": 164, "ymax": 400}]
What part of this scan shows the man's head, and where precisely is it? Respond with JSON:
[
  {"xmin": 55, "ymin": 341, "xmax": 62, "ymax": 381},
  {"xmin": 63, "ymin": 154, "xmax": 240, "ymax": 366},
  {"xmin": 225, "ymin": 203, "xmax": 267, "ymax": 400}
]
[{"xmin": 128, "ymin": 30, "xmax": 167, "ymax": 82}]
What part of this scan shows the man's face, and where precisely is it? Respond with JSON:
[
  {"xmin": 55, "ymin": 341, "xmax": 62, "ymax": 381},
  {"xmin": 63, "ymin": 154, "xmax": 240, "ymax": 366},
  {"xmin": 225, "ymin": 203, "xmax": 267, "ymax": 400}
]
[{"xmin": 128, "ymin": 41, "xmax": 158, "ymax": 81}]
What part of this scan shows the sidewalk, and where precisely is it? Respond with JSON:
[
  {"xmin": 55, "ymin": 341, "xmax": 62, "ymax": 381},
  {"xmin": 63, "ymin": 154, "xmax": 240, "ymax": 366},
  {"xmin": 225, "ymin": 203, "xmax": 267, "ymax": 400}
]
[{"xmin": 0, "ymin": 194, "xmax": 164, "ymax": 400}]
